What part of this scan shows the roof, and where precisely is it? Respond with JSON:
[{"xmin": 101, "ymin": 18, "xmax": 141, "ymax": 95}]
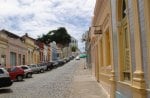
[
  {"xmin": 22, "ymin": 33, "xmax": 36, "ymax": 41},
  {"xmin": 0, "ymin": 29, "xmax": 20, "ymax": 39}
]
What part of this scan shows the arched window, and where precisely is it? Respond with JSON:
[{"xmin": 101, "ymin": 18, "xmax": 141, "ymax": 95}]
[
  {"xmin": 118, "ymin": 0, "xmax": 131, "ymax": 82},
  {"xmin": 122, "ymin": 0, "xmax": 126, "ymax": 18}
]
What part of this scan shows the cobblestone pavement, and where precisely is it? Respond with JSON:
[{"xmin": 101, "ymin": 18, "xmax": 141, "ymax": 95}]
[{"xmin": 0, "ymin": 60, "xmax": 79, "ymax": 98}]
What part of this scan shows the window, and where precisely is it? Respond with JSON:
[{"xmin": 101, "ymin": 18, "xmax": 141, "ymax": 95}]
[
  {"xmin": 124, "ymin": 28, "xmax": 129, "ymax": 48},
  {"xmin": 7, "ymin": 68, "xmax": 11, "ymax": 72},
  {"xmin": 122, "ymin": 0, "xmax": 126, "ymax": 18},
  {"xmin": 123, "ymin": 27, "xmax": 131, "ymax": 81},
  {"xmin": 11, "ymin": 67, "xmax": 17, "ymax": 72},
  {"xmin": 118, "ymin": 0, "xmax": 131, "ymax": 82},
  {"xmin": 18, "ymin": 54, "xmax": 21, "ymax": 65},
  {"xmin": 23, "ymin": 55, "xmax": 25, "ymax": 65},
  {"xmin": 0, "ymin": 69, "xmax": 4, "ymax": 74},
  {"xmin": 21, "ymin": 66, "xmax": 28, "ymax": 70},
  {"xmin": 32, "ymin": 65, "xmax": 36, "ymax": 67},
  {"xmin": 57, "ymin": 53, "xmax": 59, "ymax": 57},
  {"xmin": 1, "ymin": 55, "xmax": 6, "ymax": 67},
  {"xmin": 10, "ymin": 52, "xmax": 16, "ymax": 66}
]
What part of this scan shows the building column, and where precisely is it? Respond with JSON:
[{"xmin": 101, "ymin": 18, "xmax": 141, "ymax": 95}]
[
  {"xmin": 132, "ymin": 0, "xmax": 146, "ymax": 97},
  {"xmin": 109, "ymin": 19, "xmax": 116, "ymax": 98},
  {"xmin": 91, "ymin": 42, "xmax": 96, "ymax": 76},
  {"xmin": 16, "ymin": 52, "xmax": 18, "ymax": 66},
  {"xmin": 28, "ymin": 50, "xmax": 30, "ymax": 64},
  {"xmin": 93, "ymin": 45, "xmax": 96, "ymax": 77},
  {"xmin": 98, "ymin": 37, "xmax": 103, "ymax": 82},
  {"xmin": 103, "ymin": 33, "xmax": 107, "ymax": 67},
  {"xmin": 95, "ymin": 43, "xmax": 99, "ymax": 82}
]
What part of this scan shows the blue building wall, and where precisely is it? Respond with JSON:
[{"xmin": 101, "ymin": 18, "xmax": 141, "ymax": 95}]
[{"xmin": 50, "ymin": 42, "xmax": 58, "ymax": 61}]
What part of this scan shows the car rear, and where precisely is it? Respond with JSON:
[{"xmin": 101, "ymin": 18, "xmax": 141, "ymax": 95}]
[
  {"xmin": 20, "ymin": 65, "xmax": 33, "ymax": 78},
  {"xmin": 46, "ymin": 62, "xmax": 54, "ymax": 70},
  {"xmin": 7, "ymin": 67, "xmax": 25, "ymax": 81},
  {"xmin": 28, "ymin": 64, "xmax": 40, "ymax": 73},
  {"xmin": 0, "ymin": 68, "xmax": 13, "ymax": 87}
]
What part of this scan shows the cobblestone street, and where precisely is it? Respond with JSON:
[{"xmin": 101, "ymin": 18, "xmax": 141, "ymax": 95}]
[
  {"xmin": 0, "ymin": 59, "xmax": 108, "ymax": 98},
  {"xmin": 0, "ymin": 60, "xmax": 79, "ymax": 98}
]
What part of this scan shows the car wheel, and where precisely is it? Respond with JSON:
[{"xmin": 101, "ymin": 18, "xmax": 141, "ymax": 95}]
[
  {"xmin": 47, "ymin": 68, "xmax": 51, "ymax": 71},
  {"xmin": 27, "ymin": 73, "xmax": 32, "ymax": 78},
  {"xmin": 40, "ymin": 69, "xmax": 44, "ymax": 73},
  {"xmin": 17, "ymin": 75, "xmax": 23, "ymax": 81}
]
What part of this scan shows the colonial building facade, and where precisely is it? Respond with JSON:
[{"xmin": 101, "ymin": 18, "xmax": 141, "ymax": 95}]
[
  {"xmin": 88, "ymin": 0, "xmax": 150, "ymax": 98},
  {"xmin": 0, "ymin": 30, "xmax": 27, "ymax": 67},
  {"xmin": 90, "ymin": 0, "xmax": 113, "ymax": 97},
  {"xmin": 22, "ymin": 33, "xmax": 37, "ymax": 64},
  {"xmin": 0, "ymin": 31, "xmax": 8, "ymax": 67},
  {"xmin": 50, "ymin": 41, "xmax": 58, "ymax": 61},
  {"xmin": 0, "ymin": 30, "xmax": 53, "ymax": 67}
]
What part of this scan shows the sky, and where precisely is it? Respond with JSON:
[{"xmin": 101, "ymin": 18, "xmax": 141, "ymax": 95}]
[{"xmin": 0, "ymin": 0, "xmax": 96, "ymax": 51}]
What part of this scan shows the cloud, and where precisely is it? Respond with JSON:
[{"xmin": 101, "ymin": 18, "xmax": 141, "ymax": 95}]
[{"xmin": 0, "ymin": 0, "xmax": 96, "ymax": 51}]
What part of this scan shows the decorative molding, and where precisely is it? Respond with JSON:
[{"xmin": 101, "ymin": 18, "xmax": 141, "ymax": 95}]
[{"xmin": 117, "ymin": 21, "xmax": 121, "ymax": 27}]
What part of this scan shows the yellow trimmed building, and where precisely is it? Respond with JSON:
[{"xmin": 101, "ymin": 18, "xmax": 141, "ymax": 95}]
[
  {"xmin": 88, "ymin": 0, "xmax": 150, "ymax": 98},
  {"xmin": 22, "ymin": 33, "xmax": 40, "ymax": 64}
]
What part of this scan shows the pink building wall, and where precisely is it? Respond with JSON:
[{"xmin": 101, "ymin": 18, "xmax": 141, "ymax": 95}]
[{"xmin": 6, "ymin": 38, "xmax": 27, "ymax": 67}]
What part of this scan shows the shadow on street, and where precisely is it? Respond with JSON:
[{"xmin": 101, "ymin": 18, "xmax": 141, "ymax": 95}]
[{"xmin": 0, "ymin": 88, "xmax": 13, "ymax": 94}]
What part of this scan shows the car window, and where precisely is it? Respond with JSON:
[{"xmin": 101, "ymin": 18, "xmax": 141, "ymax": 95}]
[
  {"xmin": 11, "ymin": 67, "xmax": 17, "ymax": 72},
  {"xmin": 33, "ymin": 65, "xmax": 36, "ymax": 67},
  {"xmin": 7, "ymin": 68, "xmax": 11, "ymax": 72},
  {"xmin": 21, "ymin": 66, "xmax": 28, "ymax": 69},
  {"xmin": 38, "ymin": 65, "xmax": 41, "ymax": 67},
  {"xmin": 0, "ymin": 69, "xmax": 4, "ymax": 74}
]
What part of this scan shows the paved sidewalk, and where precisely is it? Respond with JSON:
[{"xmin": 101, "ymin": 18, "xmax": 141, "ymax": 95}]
[{"xmin": 69, "ymin": 59, "xmax": 109, "ymax": 98}]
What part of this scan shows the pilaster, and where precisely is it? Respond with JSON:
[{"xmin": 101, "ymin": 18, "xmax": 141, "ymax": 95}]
[{"xmin": 132, "ymin": 0, "xmax": 146, "ymax": 97}]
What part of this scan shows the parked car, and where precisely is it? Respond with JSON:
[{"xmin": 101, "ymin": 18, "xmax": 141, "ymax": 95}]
[
  {"xmin": 52, "ymin": 61, "xmax": 59, "ymax": 68},
  {"xmin": 57, "ymin": 59, "xmax": 65, "ymax": 66},
  {"xmin": 75, "ymin": 56, "xmax": 80, "ymax": 60},
  {"xmin": 28, "ymin": 64, "xmax": 40, "ymax": 73},
  {"xmin": 19, "ymin": 65, "xmax": 33, "ymax": 78},
  {"xmin": 0, "ymin": 68, "xmax": 13, "ymax": 88},
  {"xmin": 63, "ymin": 58, "xmax": 67, "ymax": 63},
  {"xmin": 37, "ymin": 63, "xmax": 47, "ymax": 73},
  {"xmin": 63, "ymin": 58, "xmax": 70, "ymax": 63},
  {"xmin": 7, "ymin": 66, "xmax": 25, "ymax": 81},
  {"xmin": 46, "ymin": 62, "xmax": 54, "ymax": 71},
  {"xmin": 69, "ymin": 56, "xmax": 74, "ymax": 60},
  {"xmin": 66, "ymin": 57, "xmax": 70, "ymax": 62}
]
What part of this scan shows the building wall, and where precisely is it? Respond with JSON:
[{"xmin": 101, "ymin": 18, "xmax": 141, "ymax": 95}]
[
  {"xmin": 143, "ymin": 0, "xmax": 150, "ymax": 97},
  {"xmin": 114, "ymin": 0, "xmax": 146, "ymax": 97},
  {"xmin": 0, "ymin": 31, "xmax": 27, "ymax": 67},
  {"xmin": 50, "ymin": 42, "xmax": 58, "ymax": 61},
  {"xmin": 33, "ymin": 49, "xmax": 40, "ymax": 64},
  {"xmin": 8, "ymin": 38, "xmax": 27, "ymax": 66},
  {"xmin": 91, "ymin": 0, "xmax": 113, "ymax": 96},
  {"xmin": 26, "ymin": 42, "xmax": 34, "ymax": 64},
  {"xmin": 48, "ymin": 46, "xmax": 51, "ymax": 62},
  {"xmin": 23, "ymin": 35, "xmax": 36, "ymax": 64},
  {"xmin": 0, "ymin": 33, "xmax": 8, "ymax": 67},
  {"xmin": 91, "ymin": 0, "xmax": 149, "ymax": 98}
]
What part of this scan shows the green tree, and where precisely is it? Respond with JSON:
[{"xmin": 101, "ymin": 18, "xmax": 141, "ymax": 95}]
[
  {"xmin": 71, "ymin": 46, "xmax": 77, "ymax": 52},
  {"xmin": 37, "ymin": 34, "xmax": 50, "ymax": 44},
  {"xmin": 37, "ymin": 27, "xmax": 71, "ymax": 48}
]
